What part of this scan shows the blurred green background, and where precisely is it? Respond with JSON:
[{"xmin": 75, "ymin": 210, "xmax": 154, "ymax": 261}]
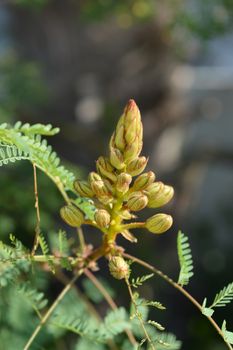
[{"xmin": 0, "ymin": 0, "xmax": 233, "ymax": 349}]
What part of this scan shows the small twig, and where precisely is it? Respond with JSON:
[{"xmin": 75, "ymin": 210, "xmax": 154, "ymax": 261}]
[
  {"xmin": 31, "ymin": 163, "xmax": 41, "ymax": 256},
  {"xmin": 84, "ymin": 269, "xmax": 137, "ymax": 347},
  {"xmin": 123, "ymin": 253, "xmax": 233, "ymax": 350},
  {"xmin": 125, "ymin": 278, "xmax": 156, "ymax": 350},
  {"xmin": 77, "ymin": 227, "xmax": 85, "ymax": 253},
  {"xmin": 23, "ymin": 271, "xmax": 82, "ymax": 350}
]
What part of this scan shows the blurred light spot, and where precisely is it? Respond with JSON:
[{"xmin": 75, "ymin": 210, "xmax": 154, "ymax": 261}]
[
  {"xmin": 132, "ymin": 1, "xmax": 150, "ymax": 18},
  {"xmin": 154, "ymin": 127, "xmax": 184, "ymax": 172},
  {"xmin": 213, "ymin": 5, "xmax": 229, "ymax": 24},
  {"xmin": 200, "ymin": 97, "xmax": 222, "ymax": 120},
  {"xmin": 117, "ymin": 14, "xmax": 133, "ymax": 28},
  {"xmin": 75, "ymin": 96, "xmax": 103, "ymax": 124},
  {"xmin": 170, "ymin": 66, "xmax": 195, "ymax": 90},
  {"xmin": 203, "ymin": 249, "xmax": 225, "ymax": 273}
]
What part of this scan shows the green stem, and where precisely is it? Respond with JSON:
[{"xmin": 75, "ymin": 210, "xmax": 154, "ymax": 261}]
[
  {"xmin": 34, "ymin": 163, "xmax": 71, "ymax": 204},
  {"xmin": 31, "ymin": 163, "xmax": 41, "ymax": 256},
  {"xmin": 123, "ymin": 253, "xmax": 233, "ymax": 350},
  {"xmin": 125, "ymin": 278, "xmax": 155, "ymax": 350},
  {"xmin": 77, "ymin": 227, "xmax": 85, "ymax": 252},
  {"xmin": 121, "ymin": 222, "xmax": 145, "ymax": 230}
]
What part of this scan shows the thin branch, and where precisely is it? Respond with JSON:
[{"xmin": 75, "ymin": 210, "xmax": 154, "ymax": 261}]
[
  {"xmin": 23, "ymin": 271, "xmax": 83, "ymax": 350},
  {"xmin": 125, "ymin": 277, "xmax": 156, "ymax": 350},
  {"xmin": 84, "ymin": 269, "xmax": 137, "ymax": 347},
  {"xmin": 31, "ymin": 163, "xmax": 41, "ymax": 256},
  {"xmin": 123, "ymin": 253, "xmax": 233, "ymax": 350},
  {"xmin": 77, "ymin": 227, "xmax": 85, "ymax": 253}
]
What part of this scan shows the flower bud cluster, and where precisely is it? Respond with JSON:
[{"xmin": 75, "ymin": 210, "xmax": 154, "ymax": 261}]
[{"xmin": 60, "ymin": 99, "xmax": 174, "ymax": 240}]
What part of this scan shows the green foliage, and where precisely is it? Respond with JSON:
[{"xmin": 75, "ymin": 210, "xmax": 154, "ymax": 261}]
[
  {"xmin": 202, "ymin": 282, "xmax": 233, "ymax": 317},
  {"xmin": 222, "ymin": 320, "xmax": 233, "ymax": 345},
  {"xmin": 0, "ymin": 121, "xmax": 96, "ymax": 218},
  {"xmin": 17, "ymin": 281, "xmax": 48, "ymax": 315},
  {"xmin": 177, "ymin": 231, "xmax": 194, "ymax": 286},
  {"xmin": 155, "ymin": 332, "xmax": 182, "ymax": 350},
  {"xmin": 210, "ymin": 282, "xmax": 233, "ymax": 308},
  {"xmin": 82, "ymin": 276, "xmax": 115, "ymax": 304},
  {"xmin": 53, "ymin": 307, "xmax": 130, "ymax": 343},
  {"xmin": 0, "ymin": 235, "xmax": 30, "ymax": 287},
  {"xmin": 131, "ymin": 273, "xmax": 154, "ymax": 288}
]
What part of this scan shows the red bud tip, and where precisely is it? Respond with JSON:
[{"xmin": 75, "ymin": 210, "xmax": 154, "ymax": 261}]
[{"xmin": 125, "ymin": 99, "xmax": 137, "ymax": 113}]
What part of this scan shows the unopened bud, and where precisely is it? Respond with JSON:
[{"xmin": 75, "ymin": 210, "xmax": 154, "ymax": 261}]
[
  {"xmin": 60, "ymin": 205, "xmax": 84, "ymax": 227},
  {"xmin": 91, "ymin": 180, "xmax": 111, "ymax": 199},
  {"xmin": 121, "ymin": 230, "xmax": 137, "ymax": 243},
  {"xmin": 145, "ymin": 181, "xmax": 164, "ymax": 196},
  {"xmin": 124, "ymin": 135, "xmax": 142, "ymax": 163},
  {"xmin": 114, "ymin": 117, "xmax": 126, "ymax": 151},
  {"xmin": 127, "ymin": 192, "xmax": 148, "ymax": 211},
  {"xmin": 74, "ymin": 180, "xmax": 94, "ymax": 198},
  {"xmin": 94, "ymin": 209, "xmax": 111, "ymax": 228},
  {"xmin": 133, "ymin": 171, "xmax": 155, "ymax": 191},
  {"xmin": 96, "ymin": 156, "xmax": 117, "ymax": 182},
  {"xmin": 147, "ymin": 185, "xmax": 174, "ymax": 208},
  {"xmin": 145, "ymin": 213, "xmax": 173, "ymax": 234},
  {"xmin": 109, "ymin": 256, "xmax": 130, "ymax": 280},
  {"xmin": 126, "ymin": 156, "xmax": 148, "ymax": 176},
  {"xmin": 88, "ymin": 172, "xmax": 102, "ymax": 184},
  {"xmin": 119, "ymin": 209, "xmax": 133, "ymax": 220},
  {"xmin": 109, "ymin": 147, "xmax": 125, "ymax": 170},
  {"xmin": 116, "ymin": 173, "xmax": 132, "ymax": 194},
  {"xmin": 124, "ymin": 99, "xmax": 142, "ymax": 146}
]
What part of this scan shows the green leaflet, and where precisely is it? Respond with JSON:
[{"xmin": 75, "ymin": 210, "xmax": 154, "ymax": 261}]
[
  {"xmin": 177, "ymin": 231, "xmax": 194, "ymax": 286},
  {"xmin": 0, "ymin": 122, "xmax": 96, "ymax": 219}
]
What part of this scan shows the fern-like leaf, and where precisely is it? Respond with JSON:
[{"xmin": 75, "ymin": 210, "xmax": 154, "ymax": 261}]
[
  {"xmin": 53, "ymin": 307, "xmax": 130, "ymax": 343},
  {"xmin": 131, "ymin": 274, "xmax": 154, "ymax": 288},
  {"xmin": 210, "ymin": 282, "xmax": 233, "ymax": 308},
  {"xmin": 17, "ymin": 281, "xmax": 48, "ymax": 317},
  {"xmin": 38, "ymin": 233, "xmax": 55, "ymax": 272},
  {"xmin": 0, "ymin": 122, "xmax": 96, "ymax": 219},
  {"xmin": 177, "ymin": 231, "xmax": 194, "ymax": 286}
]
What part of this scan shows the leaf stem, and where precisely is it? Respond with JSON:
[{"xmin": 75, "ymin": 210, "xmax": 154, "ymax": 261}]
[
  {"xmin": 125, "ymin": 277, "xmax": 156, "ymax": 350},
  {"xmin": 31, "ymin": 163, "xmax": 41, "ymax": 256},
  {"xmin": 123, "ymin": 253, "xmax": 233, "ymax": 350}
]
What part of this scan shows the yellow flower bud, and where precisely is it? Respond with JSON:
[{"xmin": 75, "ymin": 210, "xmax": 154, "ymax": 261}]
[
  {"xmin": 126, "ymin": 156, "xmax": 148, "ymax": 176},
  {"xmin": 116, "ymin": 172, "xmax": 132, "ymax": 194},
  {"xmin": 114, "ymin": 117, "xmax": 125, "ymax": 151},
  {"xmin": 145, "ymin": 213, "xmax": 173, "ymax": 234},
  {"xmin": 109, "ymin": 256, "xmax": 130, "ymax": 280},
  {"xmin": 73, "ymin": 180, "xmax": 94, "ymax": 198},
  {"xmin": 127, "ymin": 191, "xmax": 148, "ymax": 211},
  {"xmin": 147, "ymin": 185, "xmax": 174, "ymax": 208},
  {"xmin": 133, "ymin": 171, "xmax": 155, "ymax": 191},
  {"xmin": 119, "ymin": 209, "xmax": 133, "ymax": 220},
  {"xmin": 124, "ymin": 99, "xmax": 142, "ymax": 146},
  {"xmin": 94, "ymin": 209, "xmax": 111, "ymax": 228},
  {"xmin": 96, "ymin": 156, "xmax": 117, "ymax": 182},
  {"xmin": 88, "ymin": 171, "xmax": 102, "ymax": 184},
  {"xmin": 60, "ymin": 205, "xmax": 84, "ymax": 227},
  {"xmin": 124, "ymin": 135, "xmax": 142, "ymax": 163},
  {"xmin": 121, "ymin": 230, "xmax": 137, "ymax": 243},
  {"xmin": 91, "ymin": 180, "xmax": 111, "ymax": 198},
  {"xmin": 109, "ymin": 147, "xmax": 125, "ymax": 170}
]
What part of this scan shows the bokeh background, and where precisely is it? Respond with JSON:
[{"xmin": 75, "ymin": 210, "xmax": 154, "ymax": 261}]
[{"xmin": 0, "ymin": 1, "xmax": 233, "ymax": 349}]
